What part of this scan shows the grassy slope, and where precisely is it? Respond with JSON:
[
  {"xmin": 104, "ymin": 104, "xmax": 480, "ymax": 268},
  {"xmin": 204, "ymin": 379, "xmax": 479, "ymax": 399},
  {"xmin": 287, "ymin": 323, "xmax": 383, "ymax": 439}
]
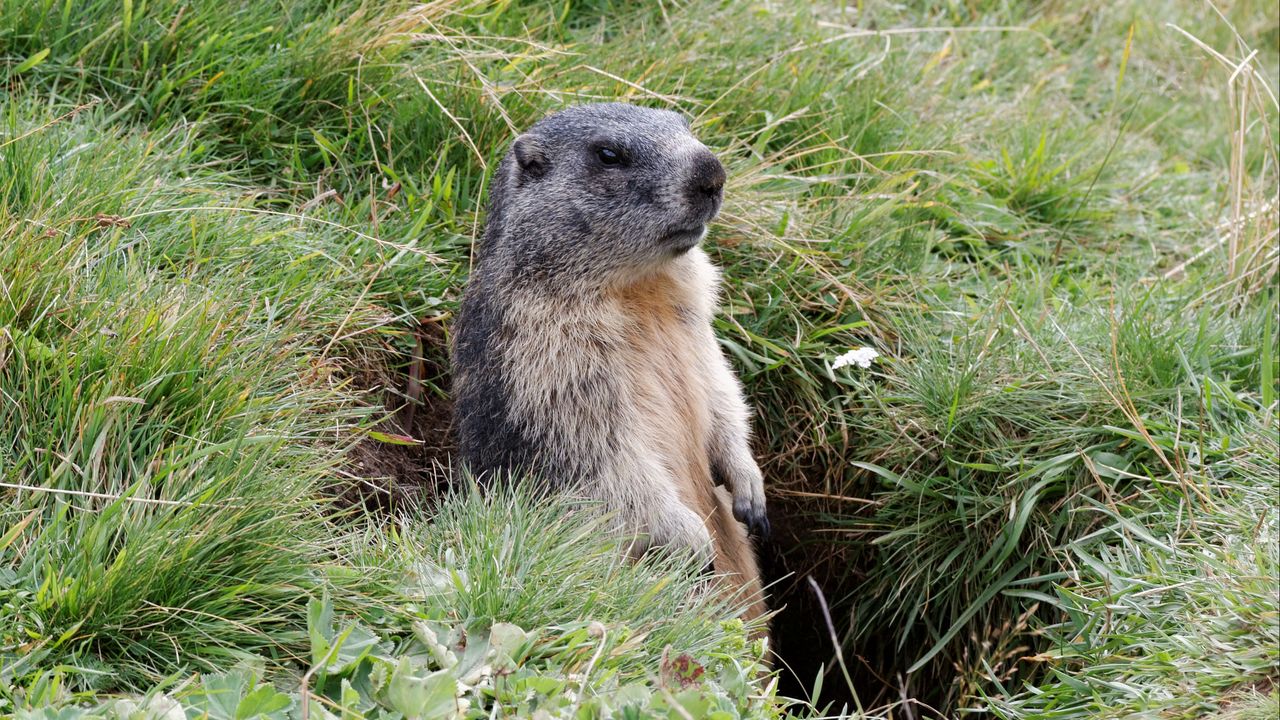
[{"xmin": 1, "ymin": 0, "xmax": 1277, "ymax": 718}]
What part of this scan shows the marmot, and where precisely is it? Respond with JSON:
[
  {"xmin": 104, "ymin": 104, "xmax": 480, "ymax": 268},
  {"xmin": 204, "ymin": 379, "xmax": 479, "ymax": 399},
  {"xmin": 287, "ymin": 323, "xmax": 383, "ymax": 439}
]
[{"xmin": 451, "ymin": 103, "xmax": 769, "ymax": 622}]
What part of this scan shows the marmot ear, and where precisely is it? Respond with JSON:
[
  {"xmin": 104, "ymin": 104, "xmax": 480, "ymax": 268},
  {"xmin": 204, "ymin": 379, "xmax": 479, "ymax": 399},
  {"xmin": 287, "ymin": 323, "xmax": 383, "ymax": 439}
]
[{"xmin": 512, "ymin": 134, "xmax": 548, "ymax": 178}]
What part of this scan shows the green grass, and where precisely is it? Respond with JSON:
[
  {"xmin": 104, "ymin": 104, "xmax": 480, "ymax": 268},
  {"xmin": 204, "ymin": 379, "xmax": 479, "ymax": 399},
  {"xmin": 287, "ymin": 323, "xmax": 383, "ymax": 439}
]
[
  {"xmin": 983, "ymin": 420, "xmax": 1278, "ymax": 718},
  {"xmin": 1, "ymin": 0, "xmax": 1277, "ymax": 717}
]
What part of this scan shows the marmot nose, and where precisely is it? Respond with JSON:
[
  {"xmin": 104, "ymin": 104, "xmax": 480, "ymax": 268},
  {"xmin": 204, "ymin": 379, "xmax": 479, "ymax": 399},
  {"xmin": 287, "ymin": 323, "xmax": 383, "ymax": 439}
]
[{"xmin": 687, "ymin": 150, "xmax": 726, "ymax": 203}]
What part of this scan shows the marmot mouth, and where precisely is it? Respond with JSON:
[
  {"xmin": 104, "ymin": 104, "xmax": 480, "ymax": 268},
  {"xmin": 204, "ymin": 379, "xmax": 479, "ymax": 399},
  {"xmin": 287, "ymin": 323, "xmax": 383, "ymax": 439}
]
[{"xmin": 662, "ymin": 224, "xmax": 706, "ymax": 249}]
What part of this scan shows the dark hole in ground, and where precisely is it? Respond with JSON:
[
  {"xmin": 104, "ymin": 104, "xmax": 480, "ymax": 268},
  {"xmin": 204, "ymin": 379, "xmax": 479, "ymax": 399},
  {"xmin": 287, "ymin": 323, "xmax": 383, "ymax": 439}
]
[
  {"xmin": 762, "ymin": 501, "xmax": 904, "ymax": 717},
  {"xmin": 764, "ymin": 491, "xmax": 967, "ymax": 719},
  {"xmin": 337, "ymin": 318, "xmax": 454, "ymax": 514}
]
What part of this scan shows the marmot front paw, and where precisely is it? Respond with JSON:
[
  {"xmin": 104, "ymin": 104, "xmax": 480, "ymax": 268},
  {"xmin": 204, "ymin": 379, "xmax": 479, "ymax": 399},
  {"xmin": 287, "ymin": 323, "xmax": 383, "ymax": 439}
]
[{"xmin": 733, "ymin": 495, "xmax": 770, "ymax": 539}]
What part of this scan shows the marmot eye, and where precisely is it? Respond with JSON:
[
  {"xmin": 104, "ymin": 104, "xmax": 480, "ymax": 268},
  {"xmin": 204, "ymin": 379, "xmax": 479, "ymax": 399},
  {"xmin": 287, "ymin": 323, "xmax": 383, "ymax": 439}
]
[{"xmin": 596, "ymin": 146, "xmax": 623, "ymax": 166}]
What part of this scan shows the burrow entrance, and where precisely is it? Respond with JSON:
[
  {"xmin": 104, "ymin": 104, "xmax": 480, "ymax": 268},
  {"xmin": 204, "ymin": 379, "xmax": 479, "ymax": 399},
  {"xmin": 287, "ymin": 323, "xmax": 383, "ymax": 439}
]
[{"xmin": 761, "ymin": 511, "xmax": 931, "ymax": 717}]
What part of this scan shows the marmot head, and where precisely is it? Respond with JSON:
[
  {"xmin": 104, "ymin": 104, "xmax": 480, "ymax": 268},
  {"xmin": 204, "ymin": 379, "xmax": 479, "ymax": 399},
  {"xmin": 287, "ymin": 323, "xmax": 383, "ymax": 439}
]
[{"xmin": 482, "ymin": 103, "xmax": 726, "ymax": 286}]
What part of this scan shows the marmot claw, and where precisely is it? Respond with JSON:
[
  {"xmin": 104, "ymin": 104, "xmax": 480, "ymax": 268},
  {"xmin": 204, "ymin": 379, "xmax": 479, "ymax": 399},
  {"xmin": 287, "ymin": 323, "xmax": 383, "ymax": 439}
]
[{"xmin": 733, "ymin": 497, "xmax": 770, "ymax": 539}]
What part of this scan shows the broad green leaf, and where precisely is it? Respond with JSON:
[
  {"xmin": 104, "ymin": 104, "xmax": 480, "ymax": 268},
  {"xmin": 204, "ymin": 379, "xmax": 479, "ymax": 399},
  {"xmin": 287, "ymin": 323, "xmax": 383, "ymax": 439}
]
[
  {"xmin": 386, "ymin": 659, "xmax": 458, "ymax": 719},
  {"xmin": 235, "ymin": 684, "xmax": 292, "ymax": 719}
]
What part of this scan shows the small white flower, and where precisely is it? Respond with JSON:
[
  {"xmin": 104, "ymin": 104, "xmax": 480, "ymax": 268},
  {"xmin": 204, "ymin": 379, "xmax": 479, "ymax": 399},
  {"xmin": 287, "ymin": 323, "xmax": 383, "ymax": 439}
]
[{"xmin": 831, "ymin": 346, "xmax": 880, "ymax": 370}]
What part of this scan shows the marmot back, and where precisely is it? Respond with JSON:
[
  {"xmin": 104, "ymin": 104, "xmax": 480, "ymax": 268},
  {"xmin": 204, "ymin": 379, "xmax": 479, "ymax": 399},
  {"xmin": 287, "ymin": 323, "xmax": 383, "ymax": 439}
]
[{"xmin": 452, "ymin": 103, "xmax": 770, "ymax": 624}]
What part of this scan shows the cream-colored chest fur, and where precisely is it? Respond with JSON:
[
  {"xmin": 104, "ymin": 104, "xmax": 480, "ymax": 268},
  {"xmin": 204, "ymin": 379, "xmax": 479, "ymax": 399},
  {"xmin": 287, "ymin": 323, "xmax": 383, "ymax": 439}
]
[
  {"xmin": 499, "ymin": 249, "xmax": 724, "ymax": 527},
  {"xmin": 607, "ymin": 251, "xmax": 721, "ymax": 511},
  {"xmin": 495, "ymin": 250, "xmax": 762, "ymax": 620}
]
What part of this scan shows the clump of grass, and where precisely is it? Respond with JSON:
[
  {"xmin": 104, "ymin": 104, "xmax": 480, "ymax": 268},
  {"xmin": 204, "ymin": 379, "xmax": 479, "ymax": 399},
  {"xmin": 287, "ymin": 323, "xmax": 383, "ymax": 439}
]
[
  {"xmin": 5, "ymin": 487, "xmax": 783, "ymax": 718},
  {"xmin": 2, "ymin": 0, "xmax": 469, "ymax": 185},
  {"xmin": 985, "ymin": 421, "xmax": 1278, "ymax": 719},
  {"xmin": 352, "ymin": 482, "xmax": 770, "ymax": 674},
  {"xmin": 800, "ymin": 1, "xmax": 1279, "ymax": 708},
  {"xmin": 1159, "ymin": 17, "xmax": 1279, "ymax": 306},
  {"xmin": 0, "ymin": 101, "xmax": 383, "ymax": 694}
]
